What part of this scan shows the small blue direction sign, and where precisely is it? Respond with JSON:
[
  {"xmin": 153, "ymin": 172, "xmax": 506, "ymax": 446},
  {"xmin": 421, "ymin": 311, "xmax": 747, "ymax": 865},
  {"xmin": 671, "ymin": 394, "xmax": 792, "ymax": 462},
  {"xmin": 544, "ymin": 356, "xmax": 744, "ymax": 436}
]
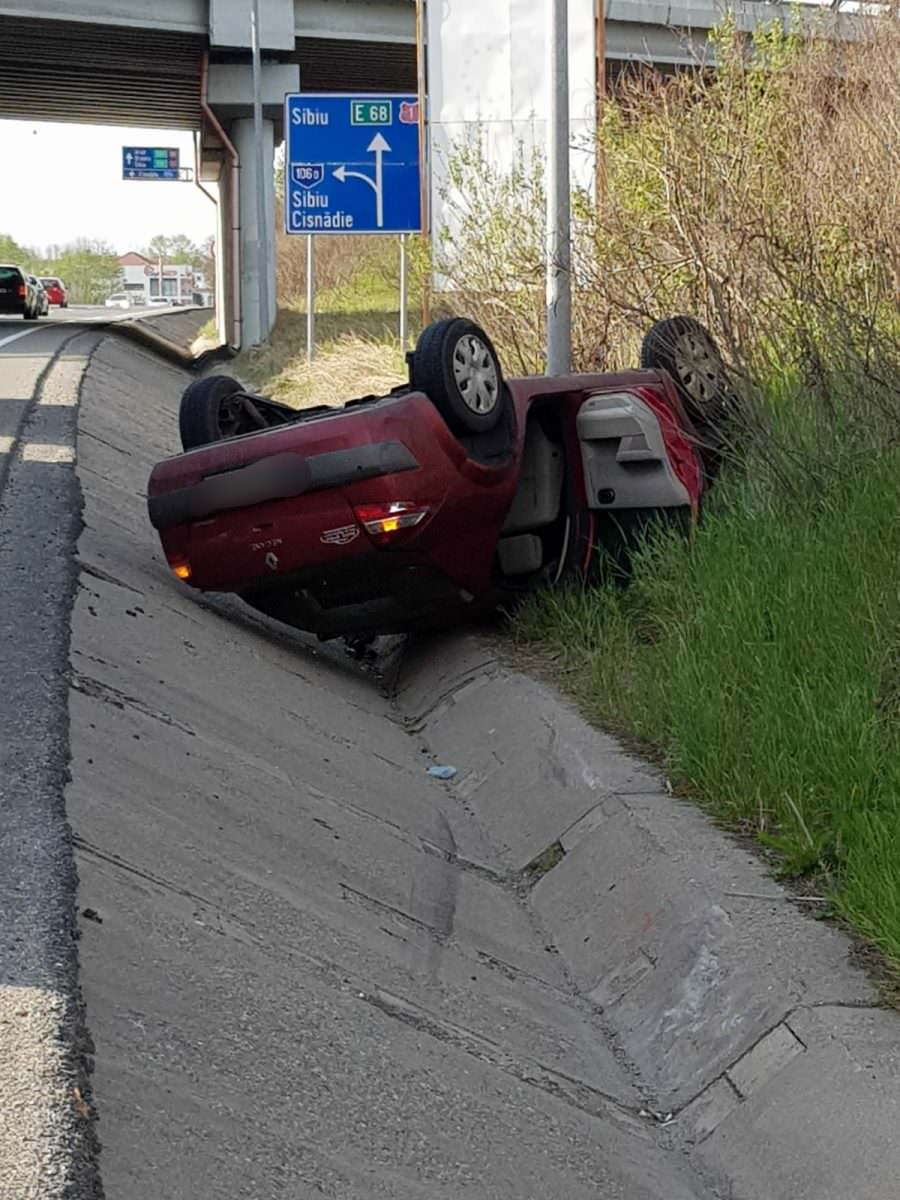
[
  {"xmin": 284, "ymin": 93, "xmax": 422, "ymax": 235},
  {"xmin": 122, "ymin": 147, "xmax": 180, "ymax": 181}
]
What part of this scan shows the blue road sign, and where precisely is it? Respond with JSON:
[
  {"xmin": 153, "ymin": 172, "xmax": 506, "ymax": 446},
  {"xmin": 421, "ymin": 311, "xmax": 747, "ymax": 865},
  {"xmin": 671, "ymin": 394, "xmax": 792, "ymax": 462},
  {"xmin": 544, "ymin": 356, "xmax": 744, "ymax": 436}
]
[
  {"xmin": 122, "ymin": 146, "xmax": 180, "ymax": 181},
  {"xmin": 284, "ymin": 93, "xmax": 422, "ymax": 236}
]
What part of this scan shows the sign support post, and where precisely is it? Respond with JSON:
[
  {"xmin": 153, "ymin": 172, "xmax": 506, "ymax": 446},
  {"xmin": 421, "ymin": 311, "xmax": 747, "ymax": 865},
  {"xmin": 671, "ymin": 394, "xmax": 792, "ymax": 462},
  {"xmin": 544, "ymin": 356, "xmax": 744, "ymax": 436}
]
[
  {"xmin": 399, "ymin": 235, "xmax": 409, "ymax": 349},
  {"xmin": 306, "ymin": 235, "xmax": 316, "ymax": 364}
]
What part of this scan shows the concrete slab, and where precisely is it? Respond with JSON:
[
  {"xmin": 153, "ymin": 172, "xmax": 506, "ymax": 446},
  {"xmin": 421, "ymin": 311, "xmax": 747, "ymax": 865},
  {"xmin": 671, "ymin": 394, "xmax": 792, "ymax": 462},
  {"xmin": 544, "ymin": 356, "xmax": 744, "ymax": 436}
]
[
  {"xmin": 398, "ymin": 639, "xmax": 662, "ymax": 870},
  {"xmin": 399, "ymin": 648, "xmax": 876, "ymax": 1111},
  {"xmin": 397, "ymin": 642, "xmax": 900, "ymax": 1197},
  {"xmin": 68, "ymin": 337, "xmax": 710, "ymax": 1199},
  {"xmin": 726, "ymin": 1022, "xmax": 804, "ymax": 1098},
  {"xmin": 696, "ymin": 1005, "xmax": 900, "ymax": 1199}
]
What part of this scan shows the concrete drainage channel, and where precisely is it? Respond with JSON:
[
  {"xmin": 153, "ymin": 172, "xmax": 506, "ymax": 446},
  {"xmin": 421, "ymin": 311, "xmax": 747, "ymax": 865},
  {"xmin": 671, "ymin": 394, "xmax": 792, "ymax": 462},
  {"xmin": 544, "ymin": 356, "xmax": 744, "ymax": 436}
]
[
  {"xmin": 5, "ymin": 328, "xmax": 899, "ymax": 1197},
  {"xmin": 394, "ymin": 639, "xmax": 900, "ymax": 1198}
]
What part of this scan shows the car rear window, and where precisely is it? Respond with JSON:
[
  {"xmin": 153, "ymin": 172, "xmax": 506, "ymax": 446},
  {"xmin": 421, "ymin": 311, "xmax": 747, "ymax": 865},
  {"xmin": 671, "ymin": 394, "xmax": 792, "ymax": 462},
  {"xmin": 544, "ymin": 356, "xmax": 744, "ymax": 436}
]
[
  {"xmin": 41, "ymin": 277, "xmax": 60, "ymax": 287},
  {"xmin": 0, "ymin": 267, "xmax": 23, "ymax": 284}
]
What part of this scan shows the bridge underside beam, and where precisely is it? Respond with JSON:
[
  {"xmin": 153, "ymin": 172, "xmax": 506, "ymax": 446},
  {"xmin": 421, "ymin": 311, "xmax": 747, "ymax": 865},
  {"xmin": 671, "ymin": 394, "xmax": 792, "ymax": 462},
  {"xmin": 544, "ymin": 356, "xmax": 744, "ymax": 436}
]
[{"xmin": 0, "ymin": 16, "xmax": 203, "ymax": 128}]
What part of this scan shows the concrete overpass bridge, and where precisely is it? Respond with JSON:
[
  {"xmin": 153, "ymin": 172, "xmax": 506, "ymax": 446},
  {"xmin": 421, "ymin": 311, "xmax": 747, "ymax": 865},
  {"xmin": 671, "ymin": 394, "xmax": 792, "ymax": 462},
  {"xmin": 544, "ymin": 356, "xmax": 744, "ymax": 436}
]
[{"xmin": 0, "ymin": 0, "xmax": 862, "ymax": 348}]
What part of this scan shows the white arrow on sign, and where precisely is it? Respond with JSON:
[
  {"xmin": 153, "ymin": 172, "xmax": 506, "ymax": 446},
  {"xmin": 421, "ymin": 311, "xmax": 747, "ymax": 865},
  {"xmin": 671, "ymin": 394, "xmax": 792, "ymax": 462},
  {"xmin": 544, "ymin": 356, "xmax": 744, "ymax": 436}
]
[
  {"xmin": 333, "ymin": 133, "xmax": 391, "ymax": 228},
  {"xmin": 125, "ymin": 151, "xmax": 133, "ymax": 165}
]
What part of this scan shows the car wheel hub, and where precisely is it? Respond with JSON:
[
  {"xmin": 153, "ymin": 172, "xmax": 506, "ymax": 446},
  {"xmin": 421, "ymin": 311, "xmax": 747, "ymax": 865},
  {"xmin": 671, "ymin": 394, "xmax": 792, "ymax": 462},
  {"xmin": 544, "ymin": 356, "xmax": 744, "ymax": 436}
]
[
  {"xmin": 218, "ymin": 393, "xmax": 247, "ymax": 437},
  {"xmin": 452, "ymin": 334, "xmax": 499, "ymax": 415},
  {"xmin": 673, "ymin": 331, "xmax": 722, "ymax": 405}
]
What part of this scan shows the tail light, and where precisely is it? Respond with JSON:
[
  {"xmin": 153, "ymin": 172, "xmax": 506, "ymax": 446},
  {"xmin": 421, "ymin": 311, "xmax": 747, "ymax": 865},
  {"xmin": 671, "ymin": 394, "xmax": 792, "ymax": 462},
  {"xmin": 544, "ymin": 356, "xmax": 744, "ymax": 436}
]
[
  {"xmin": 353, "ymin": 501, "xmax": 429, "ymax": 545},
  {"xmin": 165, "ymin": 551, "xmax": 192, "ymax": 582},
  {"xmin": 17, "ymin": 284, "xmax": 25, "ymax": 298}
]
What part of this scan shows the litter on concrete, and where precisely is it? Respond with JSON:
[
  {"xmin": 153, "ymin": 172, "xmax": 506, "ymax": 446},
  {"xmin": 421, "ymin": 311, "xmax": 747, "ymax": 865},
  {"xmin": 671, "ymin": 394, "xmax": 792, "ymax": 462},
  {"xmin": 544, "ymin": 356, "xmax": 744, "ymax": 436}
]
[{"xmin": 427, "ymin": 765, "xmax": 457, "ymax": 780}]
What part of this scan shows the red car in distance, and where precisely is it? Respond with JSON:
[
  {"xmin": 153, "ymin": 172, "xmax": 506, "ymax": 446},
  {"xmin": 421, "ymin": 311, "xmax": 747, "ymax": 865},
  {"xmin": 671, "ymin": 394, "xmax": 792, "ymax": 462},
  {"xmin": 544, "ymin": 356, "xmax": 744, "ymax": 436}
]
[
  {"xmin": 40, "ymin": 277, "xmax": 68, "ymax": 307},
  {"xmin": 147, "ymin": 317, "xmax": 734, "ymax": 643}
]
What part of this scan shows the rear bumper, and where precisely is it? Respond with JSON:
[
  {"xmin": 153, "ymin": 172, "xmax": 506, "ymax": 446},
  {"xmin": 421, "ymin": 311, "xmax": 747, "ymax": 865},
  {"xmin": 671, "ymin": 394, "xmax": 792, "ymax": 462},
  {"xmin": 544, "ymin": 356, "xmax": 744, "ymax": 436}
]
[{"xmin": 0, "ymin": 300, "xmax": 26, "ymax": 315}]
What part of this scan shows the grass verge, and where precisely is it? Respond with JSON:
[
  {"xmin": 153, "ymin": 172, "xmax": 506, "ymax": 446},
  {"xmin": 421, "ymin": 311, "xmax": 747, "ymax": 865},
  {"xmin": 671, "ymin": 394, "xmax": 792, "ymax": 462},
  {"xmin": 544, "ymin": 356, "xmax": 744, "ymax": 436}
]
[
  {"xmin": 515, "ymin": 452, "xmax": 900, "ymax": 970},
  {"xmin": 230, "ymin": 264, "xmax": 413, "ymax": 407}
]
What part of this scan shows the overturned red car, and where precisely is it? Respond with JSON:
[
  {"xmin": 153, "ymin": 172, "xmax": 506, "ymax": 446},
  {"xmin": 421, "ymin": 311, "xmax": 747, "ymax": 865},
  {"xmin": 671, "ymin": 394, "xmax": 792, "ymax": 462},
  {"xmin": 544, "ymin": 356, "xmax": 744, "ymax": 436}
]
[{"xmin": 147, "ymin": 316, "xmax": 734, "ymax": 641}]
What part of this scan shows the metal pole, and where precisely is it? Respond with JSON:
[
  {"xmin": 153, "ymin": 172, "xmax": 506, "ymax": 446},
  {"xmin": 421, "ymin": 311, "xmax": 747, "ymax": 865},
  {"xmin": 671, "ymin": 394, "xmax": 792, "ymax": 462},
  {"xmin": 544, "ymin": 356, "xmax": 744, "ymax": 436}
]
[
  {"xmin": 306, "ymin": 234, "xmax": 316, "ymax": 364},
  {"xmin": 546, "ymin": 0, "xmax": 571, "ymax": 375},
  {"xmin": 415, "ymin": 0, "xmax": 431, "ymax": 328},
  {"xmin": 399, "ymin": 235, "xmax": 409, "ymax": 348},
  {"xmin": 596, "ymin": 0, "xmax": 607, "ymax": 204},
  {"xmin": 251, "ymin": 0, "xmax": 270, "ymax": 343}
]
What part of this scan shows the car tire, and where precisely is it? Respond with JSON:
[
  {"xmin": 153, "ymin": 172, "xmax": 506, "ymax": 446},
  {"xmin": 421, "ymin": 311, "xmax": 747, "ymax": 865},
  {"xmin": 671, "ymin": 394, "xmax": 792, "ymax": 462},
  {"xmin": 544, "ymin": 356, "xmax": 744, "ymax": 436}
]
[
  {"xmin": 640, "ymin": 316, "xmax": 733, "ymax": 426},
  {"xmin": 179, "ymin": 375, "xmax": 249, "ymax": 450},
  {"xmin": 412, "ymin": 318, "xmax": 504, "ymax": 436}
]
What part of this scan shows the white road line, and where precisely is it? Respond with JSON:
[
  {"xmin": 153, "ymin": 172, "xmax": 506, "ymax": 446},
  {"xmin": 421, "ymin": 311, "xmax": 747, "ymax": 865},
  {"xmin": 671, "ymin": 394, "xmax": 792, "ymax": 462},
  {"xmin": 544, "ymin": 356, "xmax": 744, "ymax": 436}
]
[
  {"xmin": 21, "ymin": 443, "xmax": 76, "ymax": 464},
  {"xmin": 0, "ymin": 326, "xmax": 43, "ymax": 351}
]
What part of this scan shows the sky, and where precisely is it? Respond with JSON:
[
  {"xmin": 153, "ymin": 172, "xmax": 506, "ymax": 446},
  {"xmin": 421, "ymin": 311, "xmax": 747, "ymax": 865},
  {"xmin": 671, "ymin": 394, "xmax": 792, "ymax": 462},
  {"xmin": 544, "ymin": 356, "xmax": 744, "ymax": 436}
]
[{"xmin": 0, "ymin": 120, "xmax": 219, "ymax": 256}]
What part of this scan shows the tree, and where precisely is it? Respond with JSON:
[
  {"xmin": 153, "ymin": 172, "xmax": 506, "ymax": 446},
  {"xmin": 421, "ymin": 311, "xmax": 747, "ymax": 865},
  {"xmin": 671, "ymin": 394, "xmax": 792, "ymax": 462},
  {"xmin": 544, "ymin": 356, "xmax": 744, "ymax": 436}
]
[
  {"xmin": 39, "ymin": 239, "xmax": 120, "ymax": 304},
  {"xmin": 143, "ymin": 233, "xmax": 202, "ymax": 267},
  {"xmin": 0, "ymin": 233, "xmax": 36, "ymax": 268}
]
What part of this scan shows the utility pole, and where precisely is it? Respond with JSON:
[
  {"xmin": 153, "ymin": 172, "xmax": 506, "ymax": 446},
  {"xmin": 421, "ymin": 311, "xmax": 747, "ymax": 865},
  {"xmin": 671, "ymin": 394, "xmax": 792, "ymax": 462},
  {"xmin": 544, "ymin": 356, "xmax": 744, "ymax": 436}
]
[
  {"xmin": 546, "ymin": 0, "xmax": 571, "ymax": 375},
  {"xmin": 596, "ymin": 0, "xmax": 607, "ymax": 203},
  {"xmin": 415, "ymin": 0, "xmax": 431, "ymax": 328},
  {"xmin": 251, "ymin": 0, "xmax": 270, "ymax": 343}
]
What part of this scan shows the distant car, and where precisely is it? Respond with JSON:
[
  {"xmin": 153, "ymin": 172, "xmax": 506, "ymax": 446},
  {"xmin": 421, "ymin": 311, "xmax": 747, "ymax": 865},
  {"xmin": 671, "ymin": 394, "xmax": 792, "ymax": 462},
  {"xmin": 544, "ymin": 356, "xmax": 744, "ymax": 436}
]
[
  {"xmin": 148, "ymin": 315, "xmax": 737, "ymax": 643},
  {"xmin": 105, "ymin": 293, "xmax": 133, "ymax": 309},
  {"xmin": 29, "ymin": 276, "xmax": 49, "ymax": 317},
  {"xmin": 0, "ymin": 264, "xmax": 41, "ymax": 319},
  {"xmin": 147, "ymin": 296, "xmax": 172, "ymax": 307},
  {"xmin": 40, "ymin": 277, "xmax": 68, "ymax": 307}
]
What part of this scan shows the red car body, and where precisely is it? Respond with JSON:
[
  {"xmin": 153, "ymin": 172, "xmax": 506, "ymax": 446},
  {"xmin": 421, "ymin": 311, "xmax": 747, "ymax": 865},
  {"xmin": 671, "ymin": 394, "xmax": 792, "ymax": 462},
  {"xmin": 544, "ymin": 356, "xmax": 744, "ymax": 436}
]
[
  {"xmin": 40, "ymin": 277, "xmax": 67, "ymax": 307},
  {"xmin": 148, "ymin": 368, "xmax": 706, "ymax": 640}
]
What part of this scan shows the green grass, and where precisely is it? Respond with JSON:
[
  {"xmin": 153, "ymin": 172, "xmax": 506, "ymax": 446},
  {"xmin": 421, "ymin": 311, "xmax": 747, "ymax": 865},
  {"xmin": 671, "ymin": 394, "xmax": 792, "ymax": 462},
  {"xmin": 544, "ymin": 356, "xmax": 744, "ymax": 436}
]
[
  {"xmin": 198, "ymin": 315, "xmax": 217, "ymax": 341},
  {"xmin": 516, "ymin": 448, "xmax": 900, "ymax": 968}
]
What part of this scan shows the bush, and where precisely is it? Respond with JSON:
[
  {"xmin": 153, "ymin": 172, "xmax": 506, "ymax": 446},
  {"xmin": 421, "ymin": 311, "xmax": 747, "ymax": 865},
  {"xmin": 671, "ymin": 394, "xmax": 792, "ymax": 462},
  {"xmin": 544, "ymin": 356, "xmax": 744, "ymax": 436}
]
[{"xmin": 437, "ymin": 16, "xmax": 900, "ymax": 471}]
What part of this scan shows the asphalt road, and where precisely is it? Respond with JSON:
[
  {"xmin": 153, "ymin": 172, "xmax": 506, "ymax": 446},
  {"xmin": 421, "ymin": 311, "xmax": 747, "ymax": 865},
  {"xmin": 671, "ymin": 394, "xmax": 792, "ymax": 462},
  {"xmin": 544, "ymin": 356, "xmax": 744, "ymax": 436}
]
[
  {"xmin": 6, "ymin": 303, "xmax": 184, "ymax": 327},
  {"xmin": 0, "ymin": 318, "xmax": 103, "ymax": 1198}
]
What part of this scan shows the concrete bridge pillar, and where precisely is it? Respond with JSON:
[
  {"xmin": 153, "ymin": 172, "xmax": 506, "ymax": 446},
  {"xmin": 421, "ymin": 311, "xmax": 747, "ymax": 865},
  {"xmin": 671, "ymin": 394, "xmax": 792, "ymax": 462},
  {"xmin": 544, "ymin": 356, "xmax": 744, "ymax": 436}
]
[
  {"xmin": 231, "ymin": 116, "xmax": 277, "ymax": 348},
  {"xmin": 206, "ymin": 59, "xmax": 299, "ymax": 348}
]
